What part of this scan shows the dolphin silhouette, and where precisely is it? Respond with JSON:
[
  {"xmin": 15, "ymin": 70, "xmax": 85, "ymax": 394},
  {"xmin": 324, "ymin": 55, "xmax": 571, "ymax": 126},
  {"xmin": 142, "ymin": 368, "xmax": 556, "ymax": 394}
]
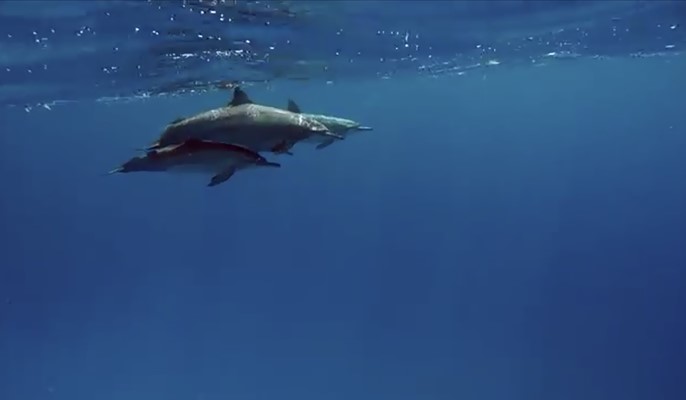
[
  {"xmin": 146, "ymin": 87, "xmax": 344, "ymax": 155},
  {"xmin": 285, "ymin": 99, "xmax": 373, "ymax": 150},
  {"xmin": 110, "ymin": 139, "xmax": 280, "ymax": 187}
]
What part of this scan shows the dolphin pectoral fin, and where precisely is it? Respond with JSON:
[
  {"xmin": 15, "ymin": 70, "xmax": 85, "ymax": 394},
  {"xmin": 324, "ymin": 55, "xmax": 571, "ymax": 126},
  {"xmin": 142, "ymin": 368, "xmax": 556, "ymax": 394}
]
[
  {"xmin": 315, "ymin": 139, "xmax": 335, "ymax": 150},
  {"xmin": 260, "ymin": 161, "xmax": 282, "ymax": 168},
  {"xmin": 227, "ymin": 86, "xmax": 253, "ymax": 107},
  {"xmin": 208, "ymin": 167, "xmax": 236, "ymax": 187},
  {"xmin": 271, "ymin": 140, "xmax": 295, "ymax": 155},
  {"xmin": 287, "ymin": 99, "xmax": 302, "ymax": 113},
  {"xmin": 319, "ymin": 131, "xmax": 344, "ymax": 141}
]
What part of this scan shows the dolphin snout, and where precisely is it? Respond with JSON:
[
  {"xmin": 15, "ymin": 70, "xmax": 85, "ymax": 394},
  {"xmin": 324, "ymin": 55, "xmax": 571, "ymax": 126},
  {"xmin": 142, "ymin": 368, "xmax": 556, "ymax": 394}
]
[
  {"xmin": 107, "ymin": 167, "xmax": 124, "ymax": 175},
  {"xmin": 115, "ymin": 156, "xmax": 165, "ymax": 173},
  {"xmin": 357, "ymin": 126, "xmax": 373, "ymax": 131}
]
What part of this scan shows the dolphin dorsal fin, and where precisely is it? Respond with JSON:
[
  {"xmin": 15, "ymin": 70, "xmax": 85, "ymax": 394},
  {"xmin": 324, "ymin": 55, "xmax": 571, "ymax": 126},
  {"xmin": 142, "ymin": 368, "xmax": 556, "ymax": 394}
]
[
  {"xmin": 287, "ymin": 99, "xmax": 301, "ymax": 113},
  {"xmin": 228, "ymin": 87, "xmax": 253, "ymax": 107},
  {"xmin": 170, "ymin": 117, "xmax": 185, "ymax": 124}
]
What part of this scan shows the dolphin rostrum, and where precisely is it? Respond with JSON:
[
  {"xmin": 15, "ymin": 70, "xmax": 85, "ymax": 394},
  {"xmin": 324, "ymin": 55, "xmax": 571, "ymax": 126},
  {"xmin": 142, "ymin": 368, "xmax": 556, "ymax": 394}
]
[
  {"xmin": 109, "ymin": 139, "xmax": 281, "ymax": 187},
  {"xmin": 285, "ymin": 99, "xmax": 373, "ymax": 150},
  {"xmin": 146, "ymin": 87, "xmax": 344, "ymax": 155}
]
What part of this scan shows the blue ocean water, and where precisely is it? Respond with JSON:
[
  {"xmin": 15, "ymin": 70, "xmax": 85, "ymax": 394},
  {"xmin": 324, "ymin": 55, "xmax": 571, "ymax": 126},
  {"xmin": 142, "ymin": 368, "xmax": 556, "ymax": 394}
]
[{"xmin": 1, "ymin": 2, "xmax": 686, "ymax": 400}]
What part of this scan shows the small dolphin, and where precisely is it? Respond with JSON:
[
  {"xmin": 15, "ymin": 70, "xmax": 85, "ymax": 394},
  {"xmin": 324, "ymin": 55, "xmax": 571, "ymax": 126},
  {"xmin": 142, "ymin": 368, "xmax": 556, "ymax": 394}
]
[
  {"xmin": 146, "ymin": 87, "xmax": 344, "ymax": 155},
  {"xmin": 109, "ymin": 139, "xmax": 281, "ymax": 187},
  {"xmin": 285, "ymin": 99, "xmax": 373, "ymax": 150}
]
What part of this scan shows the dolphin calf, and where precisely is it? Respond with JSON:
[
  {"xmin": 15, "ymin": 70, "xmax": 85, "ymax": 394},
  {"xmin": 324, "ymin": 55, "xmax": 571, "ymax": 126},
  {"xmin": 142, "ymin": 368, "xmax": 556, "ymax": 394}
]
[
  {"xmin": 146, "ymin": 87, "xmax": 344, "ymax": 155},
  {"xmin": 285, "ymin": 99, "xmax": 373, "ymax": 150},
  {"xmin": 109, "ymin": 139, "xmax": 281, "ymax": 187}
]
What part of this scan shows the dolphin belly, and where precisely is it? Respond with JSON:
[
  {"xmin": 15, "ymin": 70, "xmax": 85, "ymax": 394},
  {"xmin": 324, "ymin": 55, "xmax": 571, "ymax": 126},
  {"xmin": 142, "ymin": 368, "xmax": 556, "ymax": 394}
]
[
  {"xmin": 203, "ymin": 126, "xmax": 316, "ymax": 153},
  {"xmin": 172, "ymin": 117, "xmax": 309, "ymax": 147},
  {"xmin": 121, "ymin": 150, "xmax": 243, "ymax": 174},
  {"xmin": 165, "ymin": 151, "xmax": 244, "ymax": 174},
  {"xmin": 166, "ymin": 163, "xmax": 227, "ymax": 175}
]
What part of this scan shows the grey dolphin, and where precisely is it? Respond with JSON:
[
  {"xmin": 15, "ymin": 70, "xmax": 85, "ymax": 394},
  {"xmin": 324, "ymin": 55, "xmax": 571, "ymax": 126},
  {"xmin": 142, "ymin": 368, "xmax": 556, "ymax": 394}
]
[
  {"xmin": 110, "ymin": 139, "xmax": 281, "ymax": 187},
  {"xmin": 146, "ymin": 87, "xmax": 344, "ymax": 155},
  {"xmin": 285, "ymin": 99, "xmax": 373, "ymax": 150}
]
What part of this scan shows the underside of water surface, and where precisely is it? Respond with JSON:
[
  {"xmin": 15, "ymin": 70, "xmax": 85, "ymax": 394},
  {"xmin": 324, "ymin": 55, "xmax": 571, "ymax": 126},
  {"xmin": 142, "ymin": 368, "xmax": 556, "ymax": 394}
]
[
  {"xmin": 1, "ymin": 0, "xmax": 684, "ymax": 110},
  {"xmin": 1, "ymin": 3, "xmax": 686, "ymax": 400}
]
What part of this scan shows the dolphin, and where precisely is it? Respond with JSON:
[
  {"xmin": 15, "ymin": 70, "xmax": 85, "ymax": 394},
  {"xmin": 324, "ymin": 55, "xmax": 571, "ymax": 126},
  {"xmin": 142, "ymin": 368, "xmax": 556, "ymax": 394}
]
[
  {"xmin": 109, "ymin": 139, "xmax": 281, "ymax": 187},
  {"xmin": 146, "ymin": 87, "xmax": 344, "ymax": 155},
  {"xmin": 285, "ymin": 99, "xmax": 373, "ymax": 150}
]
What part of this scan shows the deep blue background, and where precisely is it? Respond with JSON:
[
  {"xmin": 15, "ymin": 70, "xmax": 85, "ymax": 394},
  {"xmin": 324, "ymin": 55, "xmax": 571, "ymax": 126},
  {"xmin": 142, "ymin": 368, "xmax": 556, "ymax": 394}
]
[{"xmin": 1, "ymin": 56, "xmax": 685, "ymax": 400}]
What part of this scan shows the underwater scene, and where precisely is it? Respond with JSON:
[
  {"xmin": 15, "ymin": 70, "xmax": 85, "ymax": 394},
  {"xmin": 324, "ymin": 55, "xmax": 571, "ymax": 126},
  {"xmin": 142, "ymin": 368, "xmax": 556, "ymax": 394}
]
[{"xmin": 1, "ymin": 1, "xmax": 685, "ymax": 399}]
